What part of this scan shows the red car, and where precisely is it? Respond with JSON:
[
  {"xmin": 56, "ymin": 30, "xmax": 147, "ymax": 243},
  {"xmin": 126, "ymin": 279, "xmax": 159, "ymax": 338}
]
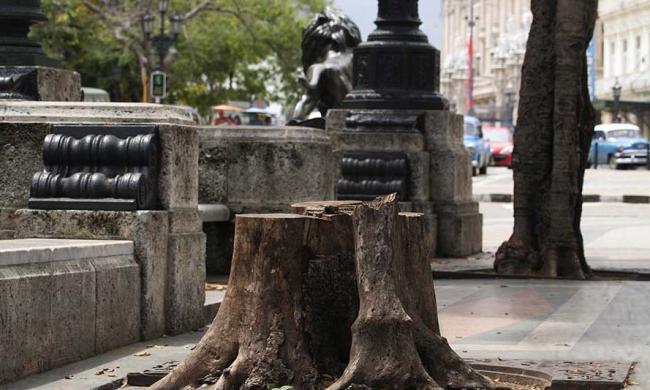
[{"xmin": 484, "ymin": 126, "xmax": 513, "ymax": 168}]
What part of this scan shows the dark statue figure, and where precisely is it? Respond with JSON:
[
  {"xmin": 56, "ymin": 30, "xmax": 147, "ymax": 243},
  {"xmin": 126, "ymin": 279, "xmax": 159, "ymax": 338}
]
[{"xmin": 291, "ymin": 9, "xmax": 362, "ymax": 122}]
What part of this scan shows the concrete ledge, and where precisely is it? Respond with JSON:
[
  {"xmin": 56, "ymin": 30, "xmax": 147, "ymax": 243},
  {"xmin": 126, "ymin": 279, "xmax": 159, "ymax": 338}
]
[
  {"xmin": 0, "ymin": 239, "xmax": 133, "ymax": 266},
  {"xmin": 198, "ymin": 204, "xmax": 230, "ymax": 223},
  {"xmin": 0, "ymin": 239, "xmax": 140, "ymax": 384},
  {"xmin": 474, "ymin": 193, "xmax": 650, "ymax": 204},
  {"xmin": 0, "ymin": 102, "xmax": 196, "ymax": 125}
]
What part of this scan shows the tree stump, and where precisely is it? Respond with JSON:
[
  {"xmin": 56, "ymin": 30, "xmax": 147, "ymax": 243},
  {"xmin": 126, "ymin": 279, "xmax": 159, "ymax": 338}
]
[{"xmin": 151, "ymin": 196, "xmax": 494, "ymax": 389}]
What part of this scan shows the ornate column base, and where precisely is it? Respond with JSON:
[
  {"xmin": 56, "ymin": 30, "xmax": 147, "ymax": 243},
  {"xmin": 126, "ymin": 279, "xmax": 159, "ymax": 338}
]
[
  {"xmin": 327, "ymin": 108, "xmax": 483, "ymax": 258},
  {"xmin": 0, "ymin": 66, "xmax": 81, "ymax": 101}
]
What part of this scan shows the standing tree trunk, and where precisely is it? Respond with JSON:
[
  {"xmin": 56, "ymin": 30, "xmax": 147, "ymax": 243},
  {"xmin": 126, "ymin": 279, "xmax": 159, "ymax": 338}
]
[
  {"xmin": 495, "ymin": 0, "xmax": 598, "ymax": 279},
  {"xmin": 150, "ymin": 196, "xmax": 494, "ymax": 389}
]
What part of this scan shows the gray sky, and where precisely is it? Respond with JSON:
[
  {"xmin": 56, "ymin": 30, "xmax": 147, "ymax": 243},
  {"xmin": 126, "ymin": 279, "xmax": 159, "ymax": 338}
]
[{"xmin": 332, "ymin": 0, "xmax": 442, "ymax": 48}]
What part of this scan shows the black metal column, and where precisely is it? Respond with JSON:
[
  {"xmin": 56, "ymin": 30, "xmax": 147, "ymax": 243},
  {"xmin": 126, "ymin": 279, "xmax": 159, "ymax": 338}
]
[
  {"xmin": 343, "ymin": 0, "xmax": 447, "ymax": 111},
  {"xmin": 0, "ymin": 0, "xmax": 59, "ymax": 67}
]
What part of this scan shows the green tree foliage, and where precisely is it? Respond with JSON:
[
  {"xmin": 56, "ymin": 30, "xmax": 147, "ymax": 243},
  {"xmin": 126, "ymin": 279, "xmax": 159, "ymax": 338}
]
[
  {"xmin": 31, "ymin": 0, "xmax": 142, "ymax": 102},
  {"xmin": 33, "ymin": 0, "xmax": 328, "ymax": 115}
]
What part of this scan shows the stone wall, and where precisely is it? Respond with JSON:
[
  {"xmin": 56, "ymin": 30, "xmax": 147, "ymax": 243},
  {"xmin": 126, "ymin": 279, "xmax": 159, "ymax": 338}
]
[
  {"xmin": 198, "ymin": 125, "xmax": 336, "ymax": 273},
  {"xmin": 0, "ymin": 239, "xmax": 140, "ymax": 384},
  {"xmin": 199, "ymin": 125, "xmax": 336, "ymax": 213},
  {"xmin": 0, "ymin": 102, "xmax": 205, "ymax": 338},
  {"xmin": 15, "ymin": 210, "xmax": 170, "ymax": 340}
]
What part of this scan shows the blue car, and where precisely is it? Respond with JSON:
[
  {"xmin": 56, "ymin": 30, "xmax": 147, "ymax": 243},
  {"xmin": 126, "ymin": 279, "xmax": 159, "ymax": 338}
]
[
  {"xmin": 588, "ymin": 124, "xmax": 649, "ymax": 169},
  {"xmin": 464, "ymin": 116, "xmax": 491, "ymax": 176}
]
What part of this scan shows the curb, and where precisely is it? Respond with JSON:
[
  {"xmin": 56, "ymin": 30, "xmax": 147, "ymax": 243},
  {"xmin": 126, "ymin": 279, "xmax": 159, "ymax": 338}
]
[{"xmin": 474, "ymin": 193, "xmax": 650, "ymax": 204}]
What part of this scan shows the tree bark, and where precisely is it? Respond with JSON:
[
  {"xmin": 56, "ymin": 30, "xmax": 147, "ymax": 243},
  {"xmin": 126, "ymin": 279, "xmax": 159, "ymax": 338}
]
[
  {"xmin": 327, "ymin": 196, "xmax": 492, "ymax": 390},
  {"xmin": 151, "ymin": 214, "xmax": 320, "ymax": 390},
  {"xmin": 495, "ymin": 0, "xmax": 598, "ymax": 279},
  {"xmin": 152, "ymin": 197, "xmax": 493, "ymax": 389}
]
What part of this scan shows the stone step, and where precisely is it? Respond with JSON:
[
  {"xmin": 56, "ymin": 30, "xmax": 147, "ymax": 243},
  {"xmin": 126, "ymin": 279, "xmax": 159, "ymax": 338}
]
[
  {"xmin": 0, "ymin": 238, "xmax": 140, "ymax": 385},
  {"xmin": 0, "ymin": 238, "xmax": 133, "ymax": 266}
]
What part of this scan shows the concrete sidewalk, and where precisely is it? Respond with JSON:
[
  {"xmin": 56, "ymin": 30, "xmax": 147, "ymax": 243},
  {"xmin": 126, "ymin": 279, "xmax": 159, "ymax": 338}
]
[{"xmin": 6, "ymin": 278, "xmax": 646, "ymax": 389}]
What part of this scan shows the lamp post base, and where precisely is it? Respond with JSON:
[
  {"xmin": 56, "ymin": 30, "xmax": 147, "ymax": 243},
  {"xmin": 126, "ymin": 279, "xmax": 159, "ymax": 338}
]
[{"xmin": 0, "ymin": 66, "xmax": 81, "ymax": 101}]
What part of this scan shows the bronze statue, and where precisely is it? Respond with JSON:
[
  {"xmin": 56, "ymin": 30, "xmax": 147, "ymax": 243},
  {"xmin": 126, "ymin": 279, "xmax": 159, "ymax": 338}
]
[{"xmin": 291, "ymin": 9, "xmax": 362, "ymax": 122}]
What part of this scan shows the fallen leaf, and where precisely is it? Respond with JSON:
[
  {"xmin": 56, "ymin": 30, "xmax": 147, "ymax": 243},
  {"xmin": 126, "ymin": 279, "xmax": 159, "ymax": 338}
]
[{"xmin": 133, "ymin": 351, "xmax": 151, "ymax": 357}]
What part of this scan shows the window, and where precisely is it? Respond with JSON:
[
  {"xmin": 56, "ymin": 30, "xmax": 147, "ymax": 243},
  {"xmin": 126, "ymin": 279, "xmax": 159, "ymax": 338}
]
[
  {"xmin": 608, "ymin": 129, "xmax": 641, "ymax": 138},
  {"xmin": 592, "ymin": 131, "xmax": 606, "ymax": 140}
]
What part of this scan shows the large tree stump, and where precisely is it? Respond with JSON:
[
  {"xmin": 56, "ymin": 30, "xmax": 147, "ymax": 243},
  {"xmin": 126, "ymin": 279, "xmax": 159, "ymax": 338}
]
[
  {"xmin": 151, "ymin": 214, "xmax": 321, "ymax": 390},
  {"xmin": 151, "ymin": 197, "xmax": 494, "ymax": 389}
]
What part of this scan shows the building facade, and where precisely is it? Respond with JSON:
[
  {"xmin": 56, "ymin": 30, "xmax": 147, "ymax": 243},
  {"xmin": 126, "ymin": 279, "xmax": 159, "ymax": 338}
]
[
  {"xmin": 596, "ymin": 0, "xmax": 650, "ymax": 135},
  {"xmin": 441, "ymin": 0, "xmax": 531, "ymax": 126},
  {"xmin": 441, "ymin": 0, "xmax": 650, "ymax": 135}
]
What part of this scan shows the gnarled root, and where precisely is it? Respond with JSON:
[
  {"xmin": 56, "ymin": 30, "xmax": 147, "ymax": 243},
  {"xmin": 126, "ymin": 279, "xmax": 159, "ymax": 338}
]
[
  {"xmin": 495, "ymin": 236, "xmax": 589, "ymax": 279},
  {"xmin": 494, "ymin": 236, "xmax": 542, "ymax": 276}
]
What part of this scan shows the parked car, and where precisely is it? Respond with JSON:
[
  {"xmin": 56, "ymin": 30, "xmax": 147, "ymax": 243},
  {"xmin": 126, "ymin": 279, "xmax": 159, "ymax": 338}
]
[
  {"xmin": 463, "ymin": 116, "xmax": 491, "ymax": 176},
  {"xmin": 483, "ymin": 126, "xmax": 513, "ymax": 168},
  {"xmin": 588, "ymin": 123, "xmax": 649, "ymax": 169},
  {"xmin": 241, "ymin": 107, "xmax": 278, "ymax": 126}
]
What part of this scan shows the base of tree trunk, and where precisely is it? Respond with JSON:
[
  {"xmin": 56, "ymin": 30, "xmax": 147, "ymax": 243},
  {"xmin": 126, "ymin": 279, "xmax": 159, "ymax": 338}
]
[
  {"xmin": 494, "ymin": 236, "xmax": 590, "ymax": 279},
  {"xmin": 493, "ymin": 0, "xmax": 598, "ymax": 280},
  {"xmin": 151, "ymin": 196, "xmax": 495, "ymax": 389}
]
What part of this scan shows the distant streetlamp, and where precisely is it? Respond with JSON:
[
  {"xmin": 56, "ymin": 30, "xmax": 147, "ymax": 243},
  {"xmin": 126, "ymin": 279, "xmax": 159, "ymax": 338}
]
[
  {"xmin": 612, "ymin": 79, "xmax": 622, "ymax": 123},
  {"xmin": 141, "ymin": 0, "xmax": 183, "ymax": 102}
]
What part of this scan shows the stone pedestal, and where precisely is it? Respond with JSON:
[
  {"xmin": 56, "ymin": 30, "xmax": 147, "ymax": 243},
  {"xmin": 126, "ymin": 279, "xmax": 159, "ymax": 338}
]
[
  {"xmin": 0, "ymin": 66, "xmax": 81, "ymax": 101},
  {"xmin": 0, "ymin": 102, "xmax": 205, "ymax": 338},
  {"xmin": 327, "ymin": 108, "xmax": 482, "ymax": 257},
  {"xmin": 425, "ymin": 111, "xmax": 483, "ymax": 256}
]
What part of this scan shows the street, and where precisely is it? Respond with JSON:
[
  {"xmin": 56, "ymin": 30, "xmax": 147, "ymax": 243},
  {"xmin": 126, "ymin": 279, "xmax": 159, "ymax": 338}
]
[{"xmin": 475, "ymin": 166, "xmax": 650, "ymax": 198}]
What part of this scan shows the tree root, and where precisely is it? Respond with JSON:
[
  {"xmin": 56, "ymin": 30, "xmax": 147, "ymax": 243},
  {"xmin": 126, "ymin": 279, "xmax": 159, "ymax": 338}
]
[{"xmin": 495, "ymin": 236, "xmax": 589, "ymax": 279}]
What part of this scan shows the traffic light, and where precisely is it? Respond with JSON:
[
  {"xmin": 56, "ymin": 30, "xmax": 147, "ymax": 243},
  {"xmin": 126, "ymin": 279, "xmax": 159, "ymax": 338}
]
[{"xmin": 150, "ymin": 70, "xmax": 167, "ymax": 99}]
